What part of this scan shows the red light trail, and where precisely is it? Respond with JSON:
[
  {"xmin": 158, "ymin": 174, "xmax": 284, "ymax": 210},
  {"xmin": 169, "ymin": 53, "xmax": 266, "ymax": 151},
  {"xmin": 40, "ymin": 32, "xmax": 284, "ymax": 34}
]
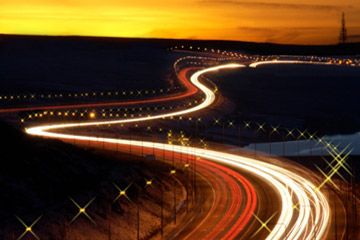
[
  {"xmin": 0, "ymin": 68, "xmax": 198, "ymax": 114},
  {"xmin": 11, "ymin": 57, "xmax": 334, "ymax": 239}
]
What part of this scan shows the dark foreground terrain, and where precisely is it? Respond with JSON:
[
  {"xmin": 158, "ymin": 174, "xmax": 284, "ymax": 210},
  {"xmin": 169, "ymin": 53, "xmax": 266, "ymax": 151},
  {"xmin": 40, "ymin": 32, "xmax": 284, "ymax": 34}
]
[{"xmin": 0, "ymin": 122, "xmax": 186, "ymax": 239}]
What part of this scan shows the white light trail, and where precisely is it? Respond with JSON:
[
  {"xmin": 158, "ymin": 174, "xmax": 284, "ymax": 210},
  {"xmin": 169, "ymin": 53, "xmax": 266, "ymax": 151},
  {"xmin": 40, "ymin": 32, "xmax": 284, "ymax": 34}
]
[
  {"xmin": 249, "ymin": 60, "xmax": 332, "ymax": 68},
  {"xmin": 26, "ymin": 61, "xmax": 330, "ymax": 239},
  {"xmin": 26, "ymin": 63, "xmax": 243, "ymax": 132}
]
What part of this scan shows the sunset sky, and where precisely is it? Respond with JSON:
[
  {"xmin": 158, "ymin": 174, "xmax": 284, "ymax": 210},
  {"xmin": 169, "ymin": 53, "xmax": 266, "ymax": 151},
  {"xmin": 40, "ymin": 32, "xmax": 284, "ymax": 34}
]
[{"xmin": 0, "ymin": 0, "xmax": 359, "ymax": 44}]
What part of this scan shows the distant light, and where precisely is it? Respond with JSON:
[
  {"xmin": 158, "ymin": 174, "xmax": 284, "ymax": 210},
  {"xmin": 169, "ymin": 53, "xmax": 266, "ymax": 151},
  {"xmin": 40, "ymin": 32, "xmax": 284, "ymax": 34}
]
[{"xmin": 89, "ymin": 112, "xmax": 96, "ymax": 119}]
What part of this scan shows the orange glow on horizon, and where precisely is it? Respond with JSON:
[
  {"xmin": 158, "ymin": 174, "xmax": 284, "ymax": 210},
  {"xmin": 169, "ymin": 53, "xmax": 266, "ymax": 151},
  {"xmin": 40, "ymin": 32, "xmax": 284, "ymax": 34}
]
[{"xmin": 0, "ymin": 0, "xmax": 359, "ymax": 45}]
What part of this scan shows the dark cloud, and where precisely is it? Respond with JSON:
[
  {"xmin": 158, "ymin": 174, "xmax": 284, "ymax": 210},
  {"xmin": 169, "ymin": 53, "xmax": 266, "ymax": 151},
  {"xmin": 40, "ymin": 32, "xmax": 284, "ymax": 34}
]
[
  {"xmin": 238, "ymin": 26, "xmax": 337, "ymax": 32},
  {"xmin": 236, "ymin": 26, "xmax": 339, "ymax": 43},
  {"xmin": 200, "ymin": 0, "xmax": 353, "ymax": 11}
]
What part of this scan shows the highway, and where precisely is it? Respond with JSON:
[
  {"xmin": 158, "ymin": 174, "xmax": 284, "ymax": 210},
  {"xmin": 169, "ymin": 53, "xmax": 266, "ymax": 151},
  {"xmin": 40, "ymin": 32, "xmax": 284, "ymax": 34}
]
[
  {"xmin": 248, "ymin": 59, "xmax": 333, "ymax": 68},
  {"xmin": 0, "ymin": 68, "xmax": 198, "ymax": 114},
  {"xmin": 102, "ymin": 142, "xmax": 259, "ymax": 239},
  {"xmin": 22, "ymin": 58, "xmax": 334, "ymax": 239}
]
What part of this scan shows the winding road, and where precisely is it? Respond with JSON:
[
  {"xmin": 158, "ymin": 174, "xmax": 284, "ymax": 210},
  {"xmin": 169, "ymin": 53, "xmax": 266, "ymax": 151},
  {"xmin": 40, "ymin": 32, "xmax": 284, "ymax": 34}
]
[{"xmin": 1, "ymin": 57, "xmax": 338, "ymax": 239}]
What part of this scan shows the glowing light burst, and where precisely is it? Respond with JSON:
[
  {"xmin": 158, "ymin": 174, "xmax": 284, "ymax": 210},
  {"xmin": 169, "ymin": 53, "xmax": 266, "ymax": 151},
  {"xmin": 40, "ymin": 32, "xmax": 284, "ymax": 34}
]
[
  {"xmin": 145, "ymin": 178, "xmax": 153, "ymax": 187},
  {"xmin": 113, "ymin": 183, "xmax": 132, "ymax": 202},
  {"xmin": 296, "ymin": 129, "xmax": 307, "ymax": 139},
  {"xmin": 15, "ymin": 215, "xmax": 42, "ymax": 240},
  {"xmin": 244, "ymin": 121, "xmax": 251, "ymax": 128},
  {"xmin": 252, "ymin": 212, "xmax": 277, "ymax": 237},
  {"xmin": 69, "ymin": 197, "xmax": 96, "ymax": 225},
  {"xmin": 270, "ymin": 126, "xmax": 279, "ymax": 134},
  {"xmin": 256, "ymin": 123, "xmax": 265, "ymax": 133},
  {"xmin": 316, "ymin": 139, "xmax": 353, "ymax": 191},
  {"xmin": 286, "ymin": 129, "xmax": 295, "ymax": 138},
  {"xmin": 25, "ymin": 61, "xmax": 331, "ymax": 240},
  {"xmin": 89, "ymin": 112, "xmax": 96, "ymax": 119}
]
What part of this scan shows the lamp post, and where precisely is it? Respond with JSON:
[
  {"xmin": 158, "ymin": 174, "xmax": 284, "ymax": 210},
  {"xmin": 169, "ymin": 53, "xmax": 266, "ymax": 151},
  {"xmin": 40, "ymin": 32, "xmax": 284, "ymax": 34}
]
[
  {"xmin": 307, "ymin": 132, "xmax": 316, "ymax": 156},
  {"xmin": 296, "ymin": 129, "xmax": 307, "ymax": 160},
  {"xmin": 169, "ymin": 169, "xmax": 177, "ymax": 225},
  {"xmin": 184, "ymin": 162, "xmax": 190, "ymax": 212},
  {"xmin": 285, "ymin": 129, "xmax": 295, "ymax": 156},
  {"xmin": 269, "ymin": 126, "xmax": 279, "ymax": 155},
  {"xmin": 112, "ymin": 182, "xmax": 140, "ymax": 239},
  {"xmin": 161, "ymin": 182, "xmax": 164, "ymax": 239},
  {"xmin": 213, "ymin": 118, "xmax": 224, "ymax": 144},
  {"xmin": 256, "ymin": 123, "xmax": 266, "ymax": 156}
]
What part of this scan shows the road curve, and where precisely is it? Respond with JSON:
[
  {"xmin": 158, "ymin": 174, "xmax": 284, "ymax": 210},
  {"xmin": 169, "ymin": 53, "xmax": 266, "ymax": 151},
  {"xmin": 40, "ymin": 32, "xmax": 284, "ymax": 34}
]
[
  {"xmin": 0, "ymin": 68, "xmax": 198, "ymax": 114},
  {"xmin": 72, "ymin": 132, "xmax": 257, "ymax": 239},
  {"xmin": 25, "ymin": 61, "xmax": 331, "ymax": 239}
]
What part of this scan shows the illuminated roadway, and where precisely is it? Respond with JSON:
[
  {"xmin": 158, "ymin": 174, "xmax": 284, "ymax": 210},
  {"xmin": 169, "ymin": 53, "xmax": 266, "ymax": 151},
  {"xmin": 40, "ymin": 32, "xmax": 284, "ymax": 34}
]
[
  {"xmin": 0, "ymin": 68, "xmax": 198, "ymax": 114},
  {"xmin": 21, "ymin": 59, "xmax": 331, "ymax": 239},
  {"xmin": 248, "ymin": 59, "xmax": 332, "ymax": 68}
]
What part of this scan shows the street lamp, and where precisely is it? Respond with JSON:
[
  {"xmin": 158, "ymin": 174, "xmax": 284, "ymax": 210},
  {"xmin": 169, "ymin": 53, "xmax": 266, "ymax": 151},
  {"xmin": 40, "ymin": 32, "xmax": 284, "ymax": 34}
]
[
  {"xmin": 269, "ymin": 126, "xmax": 280, "ymax": 155},
  {"xmin": 69, "ymin": 197, "xmax": 96, "ymax": 225},
  {"xmin": 284, "ymin": 129, "xmax": 295, "ymax": 156},
  {"xmin": 296, "ymin": 129, "xmax": 307, "ymax": 159},
  {"xmin": 112, "ymin": 182, "xmax": 140, "ymax": 240},
  {"xmin": 89, "ymin": 112, "xmax": 96, "ymax": 119},
  {"xmin": 254, "ymin": 123, "xmax": 266, "ymax": 156},
  {"xmin": 15, "ymin": 215, "xmax": 42, "ymax": 240},
  {"xmin": 169, "ymin": 169, "xmax": 177, "ymax": 224},
  {"xmin": 307, "ymin": 131, "xmax": 317, "ymax": 156}
]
